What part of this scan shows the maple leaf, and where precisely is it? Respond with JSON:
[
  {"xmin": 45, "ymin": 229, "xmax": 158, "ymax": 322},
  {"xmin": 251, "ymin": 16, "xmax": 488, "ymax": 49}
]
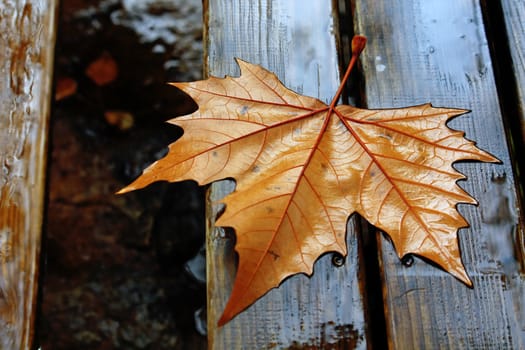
[{"xmin": 119, "ymin": 36, "xmax": 498, "ymax": 325}]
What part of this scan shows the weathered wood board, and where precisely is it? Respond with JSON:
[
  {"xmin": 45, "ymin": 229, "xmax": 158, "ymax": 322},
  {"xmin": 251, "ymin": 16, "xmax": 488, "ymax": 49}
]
[
  {"xmin": 501, "ymin": 0, "xmax": 525, "ymax": 145},
  {"xmin": 0, "ymin": 0, "xmax": 58, "ymax": 348},
  {"xmin": 204, "ymin": 0, "xmax": 368, "ymax": 348},
  {"xmin": 352, "ymin": 0, "xmax": 525, "ymax": 348}
]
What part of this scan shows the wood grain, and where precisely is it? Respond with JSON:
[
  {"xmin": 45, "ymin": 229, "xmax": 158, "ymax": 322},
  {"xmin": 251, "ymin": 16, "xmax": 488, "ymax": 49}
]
[
  {"xmin": 0, "ymin": 1, "xmax": 58, "ymax": 348},
  {"xmin": 352, "ymin": 0, "xmax": 525, "ymax": 348},
  {"xmin": 501, "ymin": 0, "xmax": 525, "ymax": 144},
  {"xmin": 204, "ymin": 1, "xmax": 367, "ymax": 349}
]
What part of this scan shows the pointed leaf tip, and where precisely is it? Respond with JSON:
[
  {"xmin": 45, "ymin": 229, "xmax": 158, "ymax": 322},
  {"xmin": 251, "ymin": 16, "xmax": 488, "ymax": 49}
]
[
  {"xmin": 451, "ymin": 265, "xmax": 473, "ymax": 287},
  {"xmin": 116, "ymin": 183, "xmax": 137, "ymax": 195},
  {"xmin": 217, "ymin": 313, "xmax": 230, "ymax": 327},
  {"xmin": 115, "ymin": 188, "xmax": 128, "ymax": 195}
]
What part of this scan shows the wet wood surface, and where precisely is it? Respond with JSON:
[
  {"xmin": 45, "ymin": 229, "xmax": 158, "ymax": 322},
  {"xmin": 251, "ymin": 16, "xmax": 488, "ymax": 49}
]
[
  {"xmin": 501, "ymin": 0, "xmax": 525, "ymax": 143},
  {"xmin": 0, "ymin": 0, "xmax": 58, "ymax": 348},
  {"xmin": 353, "ymin": 0, "xmax": 525, "ymax": 348},
  {"xmin": 204, "ymin": 0, "xmax": 368, "ymax": 349}
]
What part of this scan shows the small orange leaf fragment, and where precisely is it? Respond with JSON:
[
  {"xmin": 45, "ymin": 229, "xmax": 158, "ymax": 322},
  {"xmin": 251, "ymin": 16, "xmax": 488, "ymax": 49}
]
[
  {"xmin": 119, "ymin": 35, "xmax": 499, "ymax": 325},
  {"xmin": 104, "ymin": 110, "xmax": 134, "ymax": 130},
  {"xmin": 55, "ymin": 76, "xmax": 77, "ymax": 101},
  {"xmin": 85, "ymin": 52, "xmax": 118, "ymax": 86}
]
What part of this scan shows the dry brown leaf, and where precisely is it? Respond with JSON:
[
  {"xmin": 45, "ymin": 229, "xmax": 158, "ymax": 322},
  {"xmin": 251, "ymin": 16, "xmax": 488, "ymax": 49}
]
[{"xmin": 119, "ymin": 36, "xmax": 498, "ymax": 325}]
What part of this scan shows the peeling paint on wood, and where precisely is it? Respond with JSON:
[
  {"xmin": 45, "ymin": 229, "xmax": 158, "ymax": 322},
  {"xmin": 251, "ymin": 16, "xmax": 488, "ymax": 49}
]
[{"xmin": 0, "ymin": 0, "xmax": 58, "ymax": 348}]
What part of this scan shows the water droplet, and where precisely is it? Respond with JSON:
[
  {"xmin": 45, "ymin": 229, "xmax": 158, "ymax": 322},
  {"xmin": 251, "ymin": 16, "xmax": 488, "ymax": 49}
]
[
  {"xmin": 401, "ymin": 255, "xmax": 414, "ymax": 267},
  {"xmin": 240, "ymin": 105, "xmax": 249, "ymax": 115},
  {"xmin": 332, "ymin": 253, "xmax": 345, "ymax": 267},
  {"xmin": 152, "ymin": 44, "xmax": 165, "ymax": 53},
  {"xmin": 164, "ymin": 59, "xmax": 180, "ymax": 70},
  {"xmin": 185, "ymin": 245, "xmax": 206, "ymax": 284},
  {"xmin": 428, "ymin": 46, "xmax": 435, "ymax": 54},
  {"xmin": 194, "ymin": 306, "xmax": 207, "ymax": 336}
]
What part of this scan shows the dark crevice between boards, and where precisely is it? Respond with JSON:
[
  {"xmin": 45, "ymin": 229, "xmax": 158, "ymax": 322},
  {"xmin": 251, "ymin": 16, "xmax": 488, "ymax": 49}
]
[
  {"xmin": 336, "ymin": 0, "xmax": 363, "ymax": 107},
  {"xmin": 480, "ymin": 0, "xmax": 525, "ymax": 272},
  {"xmin": 35, "ymin": 3, "xmax": 61, "ymax": 346},
  {"xmin": 337, "ymin": 1, "xmax": 388, "ymax": 348},
  {"xmin": 357, "ymin": 221, "xmax": 389, "ymax": 350}
]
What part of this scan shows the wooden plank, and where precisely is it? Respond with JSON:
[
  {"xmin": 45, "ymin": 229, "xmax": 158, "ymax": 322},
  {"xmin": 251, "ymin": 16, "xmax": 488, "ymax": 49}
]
[
  {"xmin": 352, "ymin": 0, "xmax": 525, "ymax": 348},
  {"xmin": 204, "ymin": 1, "xmax": 368, "ymax": 349},
  {"xmin": 0, "ymin": 0, "xmax": 58, "ymax": 348},
  {"xmin": 500, "ymin": 0, "xmax": 525, "ymax": 144}
]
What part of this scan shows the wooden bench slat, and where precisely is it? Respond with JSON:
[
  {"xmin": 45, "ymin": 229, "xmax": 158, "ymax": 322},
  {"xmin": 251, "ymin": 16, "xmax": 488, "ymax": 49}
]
[
  {"xmin": 204, "ymin": 1, "xmax": 368, "ymax": 348},
  {"xmin": 0, "ymin": 1, "xmax": 58, "ymax": 348},
  {"xmin": 501, "ymin": 0, "xmax": 525, "ymax": 144},
  {"xmin": 353, "ymin": 0, "xmax": 525, "ymax": 348}
]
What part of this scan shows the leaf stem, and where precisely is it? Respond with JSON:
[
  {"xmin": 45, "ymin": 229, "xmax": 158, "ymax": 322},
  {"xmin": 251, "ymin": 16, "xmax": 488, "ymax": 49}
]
[{"xmin": 329, "ymin": 35, "xmax": 367, "ymax": 108}]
